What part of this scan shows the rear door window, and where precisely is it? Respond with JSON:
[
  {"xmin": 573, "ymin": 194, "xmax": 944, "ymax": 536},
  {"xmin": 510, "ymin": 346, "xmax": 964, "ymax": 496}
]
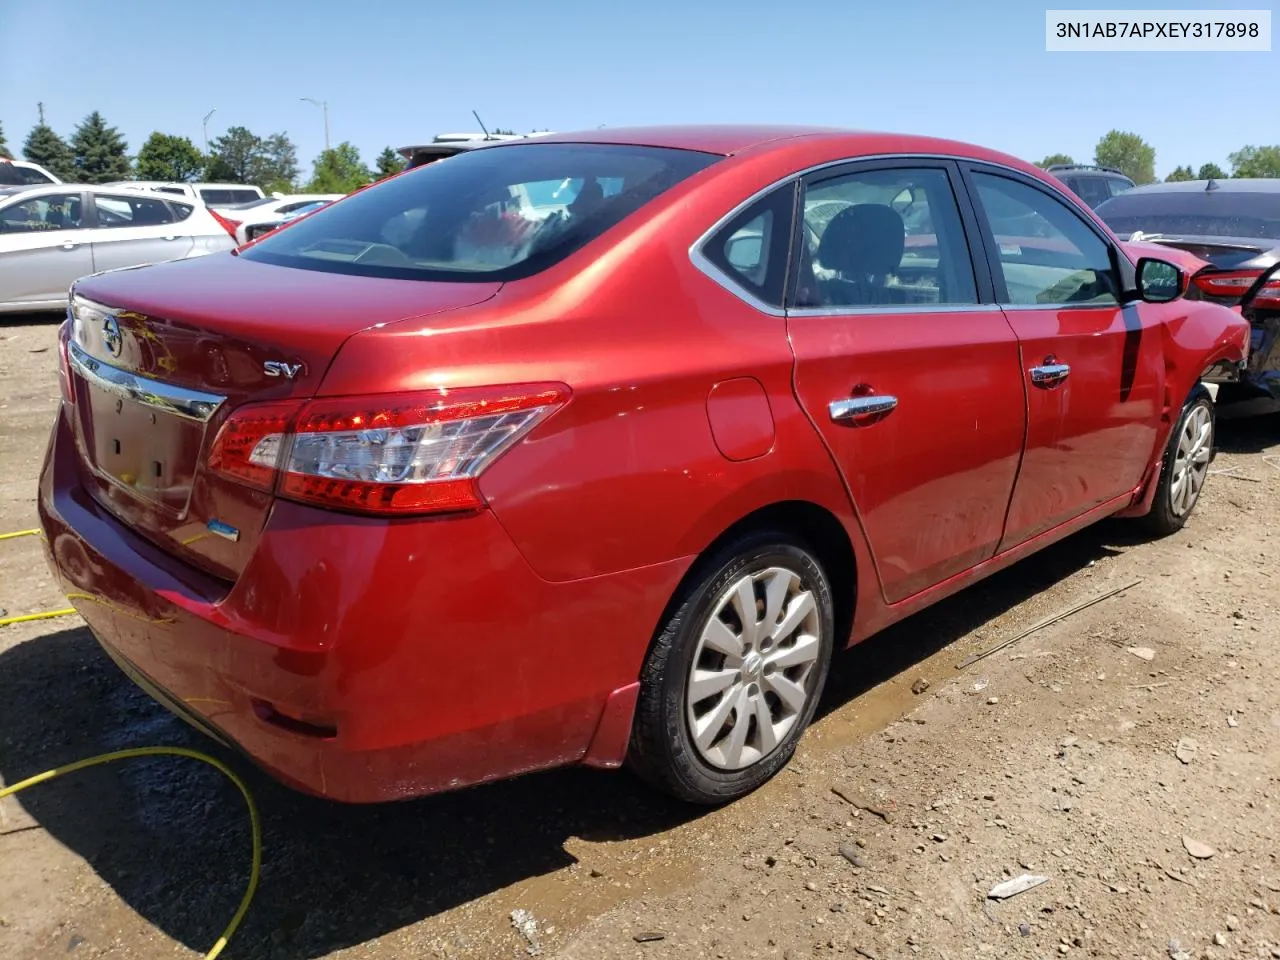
[
  {"xmin": 93, "ymin": 195, "xmax": 178, "ymax": 228},
  {"xmin": 792, "ymin": 166, "xmax": 978, "ymax": 308},
  {"xmin": 241, "ymin": 143, "xmax": 719, "ymax": 281}
]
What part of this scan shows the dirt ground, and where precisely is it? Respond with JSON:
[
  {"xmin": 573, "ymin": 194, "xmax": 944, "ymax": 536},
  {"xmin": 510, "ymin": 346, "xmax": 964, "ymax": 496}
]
[{"xmin": 3, "ymin": 314, "xmax": 1280, "ymax": 960}]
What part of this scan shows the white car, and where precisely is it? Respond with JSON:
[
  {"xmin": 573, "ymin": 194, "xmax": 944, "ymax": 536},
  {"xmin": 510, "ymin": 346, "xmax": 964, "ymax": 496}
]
[
  {"xmin": 102, "ymin": 181, "xmax": 266, "ymax": 207},
  {"xmin": 0, "ymin": 158, "xmax": 62, "ymax": 187},
  {"xmin": 0, "ymin": 184, "xmax": 235, "ymax": 312},
  {"xmin": 214, "ymin": 194, "xmax": 344, "ymax": 244}
]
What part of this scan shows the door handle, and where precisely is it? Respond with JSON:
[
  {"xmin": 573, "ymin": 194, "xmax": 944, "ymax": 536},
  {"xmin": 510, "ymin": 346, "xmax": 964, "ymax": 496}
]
[
  {"xmin": 61, "ymin": 242, "xmax": 79, "ymax": 251},
  {"xmin": 163, "ymin": 235, "xmax": 177, "ymax": 241},
  {"xmin": 829, "ymin": 395, "xmax": 898, "ymax": 424},
  {"xmin": 1029, "ymin": 362, "xmax": 1071, "ymax": 386}
]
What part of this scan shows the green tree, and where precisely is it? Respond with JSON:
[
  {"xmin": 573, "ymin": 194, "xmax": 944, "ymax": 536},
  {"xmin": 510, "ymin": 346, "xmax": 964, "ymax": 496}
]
[
  {"xmin": 22, "ymin": 123, "xmax": 76, "ymax": 181},
  {"xmin": 0, "ymin": 122, "xmax": 10, "ymax": 159},
  {"xmin": 1228, "ymin": 145, "xmax": 1280, "ymax": 179},
  {"xmin": 205, "ymin": 126, "xmax": 261, "ymax": 183},
  {"xmin": 254, "ymin": 133, "xmax": 299, "ymax": 193},
  {"xmin": 135, "ymin": 132, "xmax": 204, "ymax": 182},
  {"xmin": 306, "ymin": 142, "xmax": 372, "ymax": 193},
  {"xmin": 374, "ymin": 146, "xmax": 405, "ymax": 179},
  {"xmin": 1164, "ymin": 165, "xmax": 1195, "ymax": 182},
  {"xmin": 1037, "ymin": 153, "xmax": 1074, "ymax": 168},
  {"xmin": 1197, "ymin": 162, "xmax": 1226, "ymax": 180},
  {"xmin": 69, "ymin": 111, "xmax": 131, "ymax": 183},
  {"xmin": 491, "ymin": 127, "xmax": 516, "ymax": 136},
  {"xmin": 1094, "ymin": 130, "xmax": 1156, "ymax": 185},
  {"xmin": 205, "ymin": 126, "xmax": 298, "ymax": 190}
]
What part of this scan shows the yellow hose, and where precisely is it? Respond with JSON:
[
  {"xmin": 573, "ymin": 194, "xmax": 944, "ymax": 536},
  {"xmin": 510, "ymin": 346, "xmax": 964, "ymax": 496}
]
[
  {"xmin": 0, "ymin": 608, "xmax": 77, "ymax": 627},
  {"xmin": 0, "ymin": 746, "xmax": 261, "ymax": 959},
  {"xmin": 0, "ymin": 527, "xmax": 75, "ymax": 627}
]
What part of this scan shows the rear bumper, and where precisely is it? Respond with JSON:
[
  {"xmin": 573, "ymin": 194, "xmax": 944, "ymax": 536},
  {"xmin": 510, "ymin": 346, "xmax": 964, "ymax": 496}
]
[{"xmin": 38, "ymin": 405, "xmax": 686, "ymax": 802}]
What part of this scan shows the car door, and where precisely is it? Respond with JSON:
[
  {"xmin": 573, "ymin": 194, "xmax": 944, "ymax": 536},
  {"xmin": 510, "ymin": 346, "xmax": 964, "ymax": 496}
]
[
  {"xmin": 0, "ymin": 191, "xmax": 94, "ymax": 307},
  {"xmin": 960, "ymin": 165, "xmax": 1164, "ymax": 550},
  {"xmin": 88, "ymin": 193, "xmax": 194, "ymax": 273},
  {"xmin": 786, "ymin": 160, "xmax": 1027, "ymax": 604}
]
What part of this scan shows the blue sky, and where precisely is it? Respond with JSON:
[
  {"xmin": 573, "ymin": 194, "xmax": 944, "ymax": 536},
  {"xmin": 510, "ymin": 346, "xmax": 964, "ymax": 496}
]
[{"xmin": 1, "ymin": 0, "xmax": 1274, "ymax": 179}]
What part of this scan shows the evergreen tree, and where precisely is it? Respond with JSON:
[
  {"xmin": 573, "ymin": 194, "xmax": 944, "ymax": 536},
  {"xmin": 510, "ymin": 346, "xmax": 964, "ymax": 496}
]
[
  {"xmin": 374, "ymin": 146, "xmax": 405, "ymax": 179},
  {"xmin": 23, "ymin": 123, "xmax": 77, "ymax": 181},
  {"xmin": 70, "ymin": 111, "xmax": 131, "ymax": 182},
  {"xmin": 0, "ymin": 121, "xmax": 10, "ymax": 159}
]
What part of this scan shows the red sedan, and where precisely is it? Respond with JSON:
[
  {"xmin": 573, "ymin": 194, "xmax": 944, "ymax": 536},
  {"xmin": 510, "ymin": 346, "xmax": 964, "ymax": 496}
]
[{"xmin": 40, "ymin": 126, "xmax": 1249, "ymax": 805}]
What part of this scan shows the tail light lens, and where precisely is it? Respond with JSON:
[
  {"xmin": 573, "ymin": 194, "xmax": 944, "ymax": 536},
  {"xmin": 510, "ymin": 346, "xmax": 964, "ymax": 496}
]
[
  {"xmin": 208, "ymin": 209, "xmax": 241, "ymax": 239},
  {"xmin": 207, "ymin": 384, "xmax": 569, "ymax": 515},
  {"xmin": 1193, "ymin": 271, "xmax": 1280, "ymax": 307}
]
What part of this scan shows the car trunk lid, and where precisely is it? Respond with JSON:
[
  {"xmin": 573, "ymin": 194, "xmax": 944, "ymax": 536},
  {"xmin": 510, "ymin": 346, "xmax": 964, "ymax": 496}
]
[{"xmin": 66, "ymin": 254, "xmax": 500, "ymax": 580}]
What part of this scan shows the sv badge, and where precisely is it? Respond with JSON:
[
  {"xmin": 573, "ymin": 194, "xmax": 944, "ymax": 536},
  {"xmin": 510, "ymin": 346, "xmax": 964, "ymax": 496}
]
[{"xmin": 263, "ymin": 361, "xmax": 304, "ymax": 379}]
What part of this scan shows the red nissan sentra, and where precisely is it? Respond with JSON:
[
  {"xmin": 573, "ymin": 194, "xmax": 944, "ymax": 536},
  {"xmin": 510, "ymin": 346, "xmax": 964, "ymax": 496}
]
[{"xmin": 40, "ymin": 126, "xmax": 1249, "ymax": 804}]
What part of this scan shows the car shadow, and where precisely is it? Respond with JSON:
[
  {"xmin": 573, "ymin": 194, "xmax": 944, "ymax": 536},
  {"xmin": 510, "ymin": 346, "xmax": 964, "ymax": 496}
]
[
  {"xmin": 1215, "ymin": 409, "xmax": 1280, "ymax": 455},
  {"xmin": 0, "ymin": 521, "xmax": 1179, "ymax": 958}
]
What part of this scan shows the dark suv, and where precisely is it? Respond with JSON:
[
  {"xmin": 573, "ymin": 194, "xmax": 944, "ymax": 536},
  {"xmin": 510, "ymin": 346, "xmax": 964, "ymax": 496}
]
[{"xmin": 1046, "ymin": 164, "xmax": 1135, "ymax": 209}]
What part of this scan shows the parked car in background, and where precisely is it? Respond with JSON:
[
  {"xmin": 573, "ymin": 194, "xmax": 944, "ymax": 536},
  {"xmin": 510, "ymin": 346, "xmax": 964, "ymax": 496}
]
[
  {"xmin": 1046, "ymin": 163, "xmax": 1135, "ymax": 209},
  {"xmin": 212, "ymin": 194, "xmax": 343, "ymax": 244},
  {"xmin": 397, "ymin": 131, "xmax": 557, "ymax": 170},
  {"xmin": 42, "ymin": 126, "xmax": 1247, "ymax": 808},
  {"xmin": 103, "ymin": 181, "xmax": 266, "ymax": 207},
  {"xmin": 0, "ymin": 184, "xmax": 234, "ymax": 312},
  {"xmin": 0, "ymin": 158, "xmax": 62, "ymax": 188},
  {"xmin": 1096, "ymin": 178, "xmax": 1280, "ymax": 407}
]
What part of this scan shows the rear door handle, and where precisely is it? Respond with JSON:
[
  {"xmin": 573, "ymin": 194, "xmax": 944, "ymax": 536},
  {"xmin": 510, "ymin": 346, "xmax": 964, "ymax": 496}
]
[
  {"xmin": 829, "ymin": 395, "xmax": 898, "ymax": 424},
  {"xmin": 61, "ymin": 242, "xmax": 79, "ymax": 251},
  {"xmin": 1029, "ymin": 362, "xmax": 1070, "ymax": 386}
]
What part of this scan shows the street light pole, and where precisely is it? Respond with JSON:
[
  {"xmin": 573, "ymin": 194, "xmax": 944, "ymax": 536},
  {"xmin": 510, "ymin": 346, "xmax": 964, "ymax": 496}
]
[
  {"xmin": 301, "ymin": 98, "xmax": 330, "ymax": 153},
  {"xmin": 202, "ymin": 108, "xmax": 216, "ymax": 151}
]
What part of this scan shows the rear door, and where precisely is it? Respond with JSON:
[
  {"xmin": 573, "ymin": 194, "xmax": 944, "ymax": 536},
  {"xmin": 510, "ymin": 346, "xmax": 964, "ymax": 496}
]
[
  {"xmin": 88, "ymin": 193, "xmax": 194, "ymax": 272},
  {"xmin": 786, "ymin": 160, "xmax": 1026, "ymax": 604},
  {"xmin": 0, "ymin": 191, "xmax": 94, "ymax": 306},
  {"xmin": 960, "ymin": 165, "xmax": 1164, "ymax": 549}
]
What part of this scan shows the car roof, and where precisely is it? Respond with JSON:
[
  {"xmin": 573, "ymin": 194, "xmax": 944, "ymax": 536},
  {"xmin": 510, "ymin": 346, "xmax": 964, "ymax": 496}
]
[
  {"xmin": 1119, "ymin": 178, "xmax": 1280, "ymax": 195},
  {"xmin": 473, "ymin": 125, "xmax": 1048, "ymax": 176}
]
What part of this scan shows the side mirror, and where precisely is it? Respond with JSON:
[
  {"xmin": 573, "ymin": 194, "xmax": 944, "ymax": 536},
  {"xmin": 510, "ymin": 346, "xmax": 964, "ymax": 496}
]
[
  {"xmin": 1135, "ymin": 257, "xmax": 1184, "ymax": 303},
  {"xmin": 725, "ymin": 233, "xmax": 763, "ymax": 270}
]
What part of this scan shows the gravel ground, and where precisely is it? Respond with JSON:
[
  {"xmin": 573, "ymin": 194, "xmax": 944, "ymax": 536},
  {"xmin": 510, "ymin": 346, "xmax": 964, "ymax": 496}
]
[{"xmin": 2, "ymin": 315, "xmax": 1279, "ymax": 960}]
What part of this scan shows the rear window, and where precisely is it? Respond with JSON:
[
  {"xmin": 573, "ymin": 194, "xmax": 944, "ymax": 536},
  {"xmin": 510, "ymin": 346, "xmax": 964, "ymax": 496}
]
[
  {"xmin": 0, "ymin": 163, "xmax": 56, "ymax": 186},
  {"xmin": 1096, "ymin": 190, "xmax": 1280, "ymax": 240},
  {"xmin": 225, "ymin": 196, "xmax": 279, "ymax": 211},
  {"xmin": 240, "ymin": 143, "xmax": 719, "ymax": 281},
  {"xmin": 201, "ymin": 188, "xmax": 263, "ymax": 205}
]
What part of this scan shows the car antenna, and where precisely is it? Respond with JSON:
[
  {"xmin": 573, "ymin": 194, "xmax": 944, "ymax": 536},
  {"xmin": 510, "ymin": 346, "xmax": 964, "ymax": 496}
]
[{"xmin": 472, "ymin": 110, "xmax": 493, "ymax": 140}]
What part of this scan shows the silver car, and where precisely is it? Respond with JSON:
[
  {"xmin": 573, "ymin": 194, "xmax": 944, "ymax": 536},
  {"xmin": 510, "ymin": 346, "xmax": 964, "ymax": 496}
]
[{"xmin": 0, "ymin": 184, "xmax": 236, "ymax": 313}]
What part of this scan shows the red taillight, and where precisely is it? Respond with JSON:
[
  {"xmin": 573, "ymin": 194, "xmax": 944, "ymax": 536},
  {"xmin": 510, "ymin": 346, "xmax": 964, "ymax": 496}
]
[
  {"xmin": 1193, "ymin": 270, "xmax": 1280, "ymax": 307},
  {"xmin": 207, "ymin": 401, "xmax": 302, "ymax": 492},
  {"xmin": 208, "ymin": 209, "xmax": 241, "ymax": 239},
  {"xmin": 207, "ymin": 384, "xmax": 569, "ymax": 515}
]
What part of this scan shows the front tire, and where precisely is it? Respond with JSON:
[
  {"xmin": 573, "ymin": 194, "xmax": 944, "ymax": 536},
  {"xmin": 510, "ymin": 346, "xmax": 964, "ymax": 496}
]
[
  {"xmin": 628, "ymin": 531, "xmax": 835, "ymax": 805},
  {"xmin": 1141, "ymin": 389, "xmax": 1215, "ymax": 536}
]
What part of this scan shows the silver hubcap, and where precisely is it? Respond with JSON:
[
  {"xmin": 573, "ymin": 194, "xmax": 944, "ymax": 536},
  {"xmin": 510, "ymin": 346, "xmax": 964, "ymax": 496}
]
[
  {"xmin": 686, "ymin": 567, "xmax": 822, "ymax": 770},
  {"xmin": 1170, "ymin": 403, "xmax": 1212, "ymax": 517}
]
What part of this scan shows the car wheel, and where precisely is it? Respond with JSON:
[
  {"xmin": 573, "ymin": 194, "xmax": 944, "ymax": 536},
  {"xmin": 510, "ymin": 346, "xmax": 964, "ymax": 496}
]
[
  {"xmin": 1141, "ymin": 389, "xmax": 1215, "ymax": 536},
  {"xmin": 628, "ymin": 530, "xmax": 835, "ymax": 805}
]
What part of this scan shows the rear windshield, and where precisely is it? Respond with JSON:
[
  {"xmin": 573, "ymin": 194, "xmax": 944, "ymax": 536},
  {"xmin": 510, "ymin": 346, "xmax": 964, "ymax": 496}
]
[
  {"xmin": 1096, "ymin": 190, "xmax": 1280, "ymax": 241},
  {"xmin": 0, "ymin": 163, "xmax": 56, "ymax": 186},
  {"xmin": 225, "ymin": 196, "xmax": 280, "ymax": 211},
  {"xmin": 240, "ymin": 143, "xmax": 720, "ymax": 281}
]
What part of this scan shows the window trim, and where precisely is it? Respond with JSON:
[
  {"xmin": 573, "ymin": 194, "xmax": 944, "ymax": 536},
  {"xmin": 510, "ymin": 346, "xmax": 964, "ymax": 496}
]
[
  {"xmin": 687, "ymin": 153, "xmax": 1113, "ymax": 317},
  {"xmin": 786, "ymin": 157, "xmax": 992, "ymax": 315},
  {"xmin": 956, "ymin": 161, "xmax": 1135, "ymax": 310}
]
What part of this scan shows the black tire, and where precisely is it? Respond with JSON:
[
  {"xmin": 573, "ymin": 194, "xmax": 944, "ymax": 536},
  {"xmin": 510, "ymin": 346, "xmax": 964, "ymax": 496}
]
[
  {"xmin": 1140, "ymin": 388, "xmax": 1215, "ymax": 537},
  {"xmin": 628, "ymin": 530, "xmax": 835, "ymax": 805}
]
